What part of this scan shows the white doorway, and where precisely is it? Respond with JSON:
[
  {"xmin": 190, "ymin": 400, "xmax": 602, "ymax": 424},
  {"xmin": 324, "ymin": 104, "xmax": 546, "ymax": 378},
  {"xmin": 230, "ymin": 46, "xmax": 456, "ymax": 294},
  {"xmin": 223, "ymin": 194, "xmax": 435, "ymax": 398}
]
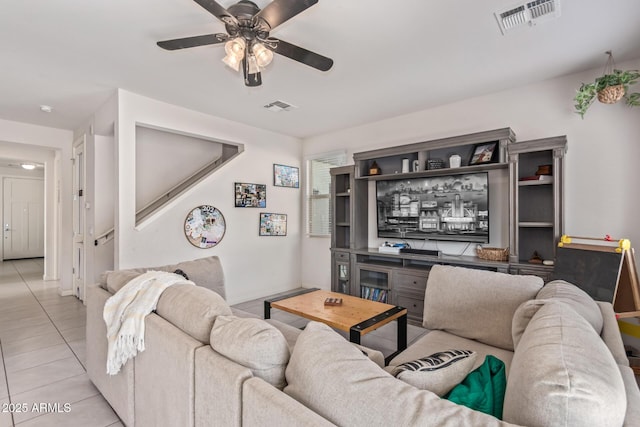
[
  {"xmin": 72, "ymin": 138, "xmax": 86, "ymax": 300},
  {"xmin": 3, "ymin": 177, "xmax": 45, "ymax": 259}
]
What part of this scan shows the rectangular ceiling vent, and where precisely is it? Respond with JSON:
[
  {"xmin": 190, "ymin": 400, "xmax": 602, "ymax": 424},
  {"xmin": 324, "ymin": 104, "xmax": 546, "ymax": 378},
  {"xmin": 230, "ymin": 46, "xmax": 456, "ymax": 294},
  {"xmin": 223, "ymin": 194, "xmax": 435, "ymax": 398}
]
[
  {"xmin": 264, "ymin": 100, "xmax": 297, "ymax": 112},
  {"xmin": 495, "ymin": 0, "xmax": 560, "ymax": 34}
]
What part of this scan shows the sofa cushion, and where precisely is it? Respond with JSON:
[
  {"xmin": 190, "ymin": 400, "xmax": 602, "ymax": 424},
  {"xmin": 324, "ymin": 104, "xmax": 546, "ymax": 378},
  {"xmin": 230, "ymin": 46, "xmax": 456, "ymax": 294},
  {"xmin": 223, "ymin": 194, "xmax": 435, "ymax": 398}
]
[
  {"xmin": 105, "ymin": 269, "xmax": 146, "ymax": 293},
  {"xmin": 537, "ymin": 280, "xmax": 603, "ymax": 334},
  {"xmin": 391, "ymin": 349, "xmax": 477, "ymax": 396},
  {"xmin": 155, "ymin": 284, "xmax": 231, "ymax": 344},
  {"xmin": 388, "ymin": 330, "xmax": 515, "ymax": 376},
  {"xmin": 210, "ymin": 316, "xmax": 290, "ymax": 390},
  {"xmin": 169, "ymin": 256, "xmax": 225, "ymax": 298},
  {"xmin": 503, "ymin": 301, "xmax": 626, "ymax": 427},
  {"xmin": 103, "ymin": 256, "xmax": 225, "ymax": 297},
  {"xmin": 423, "ymin": 265, "xmax": 543, "ymax": 351},
  {"xmin": 284, "ymin": 322, "xmax": 512, "ymax": 427}
]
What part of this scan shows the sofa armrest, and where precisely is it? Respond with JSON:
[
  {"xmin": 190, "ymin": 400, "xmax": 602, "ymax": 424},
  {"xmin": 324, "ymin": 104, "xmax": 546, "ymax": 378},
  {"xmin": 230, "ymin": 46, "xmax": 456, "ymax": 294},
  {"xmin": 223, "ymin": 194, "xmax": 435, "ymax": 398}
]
[
  {"xmin": 597, "ymin": 301, "xmax": 629, "ymax": 366},
  {"xmin": 85, "ymin": 284, "xmax": 135, "ymax": 427},
  {"xmin": 242, "ymin": 377, "xmax": 336, "ymax": 427},
  {"xmin": 194, "ymin": 347, "xmax": 252, "ymax": 427}
]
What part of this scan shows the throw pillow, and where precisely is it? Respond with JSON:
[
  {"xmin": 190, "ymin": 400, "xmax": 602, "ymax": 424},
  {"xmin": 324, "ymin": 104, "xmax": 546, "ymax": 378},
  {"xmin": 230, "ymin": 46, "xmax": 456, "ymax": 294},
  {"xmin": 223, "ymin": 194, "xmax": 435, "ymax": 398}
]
[
  {"xmin": 511, "ymin": 299, "xmax": 547, "ymax": 349},
  {"xmin": 173, "ymin": 268, "xmax": 189, "ymax": 280},
  {"xmin": 391, "ymin": 350, "xmax": 477, "ymax": 396},
  {"xmin": 445, "ymin": 355, "xmax": 506, "ymax": 419},
  {"xmin": 210, "ymin": 315, "xmax": 290, "ymax": 390},
  {"xmin": 504, "ymin": 301, "xmax": 626, "ymax": 427},
  {"xmin": 537, "ymin": 280, "xmax": 603, "ymax": 334},
  {"xmin": 156, "ymin": 284, "xmax": 231, "ymax": 344}
]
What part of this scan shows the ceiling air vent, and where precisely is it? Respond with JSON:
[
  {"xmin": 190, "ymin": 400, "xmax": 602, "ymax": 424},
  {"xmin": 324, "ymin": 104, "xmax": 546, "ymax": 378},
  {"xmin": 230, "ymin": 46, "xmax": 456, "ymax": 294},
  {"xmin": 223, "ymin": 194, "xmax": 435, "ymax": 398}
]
[
  {"xmin": 263, "ymin": 100, "xmax": 297, "ymax": 112},
  {"xmin": 495, "ymin": 0, "xmax": 561, "ymax": 34}
]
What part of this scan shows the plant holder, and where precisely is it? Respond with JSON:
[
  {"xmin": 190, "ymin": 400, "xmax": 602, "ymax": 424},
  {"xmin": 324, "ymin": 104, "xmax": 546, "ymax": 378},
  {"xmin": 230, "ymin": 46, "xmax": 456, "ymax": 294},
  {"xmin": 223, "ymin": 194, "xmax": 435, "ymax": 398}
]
[
  {"xmin": 597, "ymin": 51, "xmax": 625, "ymax": 104},
  {"xmin": 573, "ymin": 50, "xmax": 640, "ymax": 117},
  {"xmin": 597, "ymin": 84, "xmax": 625, "ymax": 104}
]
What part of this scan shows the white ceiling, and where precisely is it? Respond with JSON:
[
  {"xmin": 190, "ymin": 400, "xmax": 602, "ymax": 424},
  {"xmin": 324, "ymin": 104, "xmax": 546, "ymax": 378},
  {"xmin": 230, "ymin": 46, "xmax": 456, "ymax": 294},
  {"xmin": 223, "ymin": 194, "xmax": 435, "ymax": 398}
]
[{"xmin": 1, "ymin": 0, "xmax": 639, "ymax": 139}]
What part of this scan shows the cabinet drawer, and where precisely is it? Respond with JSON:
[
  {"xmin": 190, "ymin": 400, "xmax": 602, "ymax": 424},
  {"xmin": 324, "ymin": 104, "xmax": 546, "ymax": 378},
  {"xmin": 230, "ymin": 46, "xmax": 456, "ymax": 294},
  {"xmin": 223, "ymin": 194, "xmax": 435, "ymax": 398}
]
[
  {"xmin": 511, "ymin": 266, "xmax": 553, "ymax": 282},
  {"xmin": 394, "ymin": 272, "xmax": 428, "ymax": 293},
  {"xmin": 334, "ymin": 251, "xmax": 350, "ymax": 261},
  {"xmin": 395, "ymin": 293, "xmax": 424, "ymax": 323}
]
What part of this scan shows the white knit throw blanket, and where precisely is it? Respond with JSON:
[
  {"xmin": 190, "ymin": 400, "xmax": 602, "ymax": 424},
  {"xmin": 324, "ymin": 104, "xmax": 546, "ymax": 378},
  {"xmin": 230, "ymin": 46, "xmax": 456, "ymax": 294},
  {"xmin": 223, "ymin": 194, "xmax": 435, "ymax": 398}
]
[{"xmin": 103, "ymin": 270, "xmax": 195, "ymax": 375}]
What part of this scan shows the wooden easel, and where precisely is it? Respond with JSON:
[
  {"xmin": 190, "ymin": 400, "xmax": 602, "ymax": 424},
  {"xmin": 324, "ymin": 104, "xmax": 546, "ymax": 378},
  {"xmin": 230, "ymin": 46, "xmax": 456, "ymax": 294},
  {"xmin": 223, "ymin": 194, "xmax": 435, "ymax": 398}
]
[{"xmin": 556, "ymin": 235, "xmax": 640, "ymax": 318}]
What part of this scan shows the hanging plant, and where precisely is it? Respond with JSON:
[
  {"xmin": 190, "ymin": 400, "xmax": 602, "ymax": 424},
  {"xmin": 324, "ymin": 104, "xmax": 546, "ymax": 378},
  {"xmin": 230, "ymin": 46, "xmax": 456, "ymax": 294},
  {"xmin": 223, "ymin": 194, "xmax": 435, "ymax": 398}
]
[{"xmin": 574, "ymin": 51, "xmax": 640, "ymax": 118}]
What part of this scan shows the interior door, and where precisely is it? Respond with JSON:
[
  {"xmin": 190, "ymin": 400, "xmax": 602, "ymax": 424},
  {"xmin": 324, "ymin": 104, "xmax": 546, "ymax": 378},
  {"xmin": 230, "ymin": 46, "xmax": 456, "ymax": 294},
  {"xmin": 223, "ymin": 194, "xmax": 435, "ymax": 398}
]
[
  {"xmin": 72, "ymin": 139, "xmax": 86, "ymax": 300},
  {"xmin": 3, "ymin": 177, "xmax": 45, "ymax": 260}
]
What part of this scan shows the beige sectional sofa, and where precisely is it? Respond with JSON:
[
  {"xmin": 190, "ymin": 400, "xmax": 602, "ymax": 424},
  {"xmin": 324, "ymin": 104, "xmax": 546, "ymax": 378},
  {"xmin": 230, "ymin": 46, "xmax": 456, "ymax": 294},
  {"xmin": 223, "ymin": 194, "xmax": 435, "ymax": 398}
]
[{"xmin": 86, "ymin": 257, "xmax": 640, "ymax": 426}]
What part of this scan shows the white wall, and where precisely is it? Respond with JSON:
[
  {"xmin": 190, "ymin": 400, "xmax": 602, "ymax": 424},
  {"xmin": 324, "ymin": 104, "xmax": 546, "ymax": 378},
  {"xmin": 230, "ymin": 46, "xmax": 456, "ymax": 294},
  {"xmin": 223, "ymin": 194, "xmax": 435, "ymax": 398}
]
[
  {"xmin": 301, "ymin": 58, "xmax": 640, "ymax": 289},
  {"xmin": 135, "ymin": 125, "xmax": 223, "ymax": 211},
  {"xmin": 0, "ymin": 119, "xmax": 73, "ymax": 290},
  {"xmin": 115, "ymin": 90, "xmax": 302, "ymax": 304}
]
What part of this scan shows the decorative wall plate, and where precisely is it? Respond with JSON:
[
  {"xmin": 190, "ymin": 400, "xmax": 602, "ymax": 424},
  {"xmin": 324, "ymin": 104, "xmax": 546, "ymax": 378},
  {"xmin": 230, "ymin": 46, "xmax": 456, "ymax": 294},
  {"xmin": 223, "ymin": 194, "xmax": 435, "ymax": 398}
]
[{"xmin": 184, "ymin": 205, "xmax": 226, "ymax": 248}]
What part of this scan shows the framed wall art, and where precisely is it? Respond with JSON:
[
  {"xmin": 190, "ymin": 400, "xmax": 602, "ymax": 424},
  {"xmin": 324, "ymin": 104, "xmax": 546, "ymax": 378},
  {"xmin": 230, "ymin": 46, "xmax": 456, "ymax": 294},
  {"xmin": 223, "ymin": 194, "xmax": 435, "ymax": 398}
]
[
  {"xmin": 234, "ymin": 182, "xmax": 266, "ymax": 208},
  {"xmin": 184, "ymin": 205, "xmax": 226, "ymax": 248},
  {"xmin": 259, "ymin": 212, "xmax": 287, "ymax": 236},
  {"xmin": 468, "ymin": 141, "xmax": 499, "ymax": 165},
  {"xmin": 273, "ymin": 164, "xmax": 299, "ymax": 188}
]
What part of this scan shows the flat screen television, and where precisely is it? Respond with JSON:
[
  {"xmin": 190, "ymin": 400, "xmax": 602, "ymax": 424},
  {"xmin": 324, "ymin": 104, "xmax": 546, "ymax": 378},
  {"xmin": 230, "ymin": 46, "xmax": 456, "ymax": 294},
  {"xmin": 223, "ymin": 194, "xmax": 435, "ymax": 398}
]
[{"xmin": 376, "ymin": 172, "xmax": 489, "ymax": 243}]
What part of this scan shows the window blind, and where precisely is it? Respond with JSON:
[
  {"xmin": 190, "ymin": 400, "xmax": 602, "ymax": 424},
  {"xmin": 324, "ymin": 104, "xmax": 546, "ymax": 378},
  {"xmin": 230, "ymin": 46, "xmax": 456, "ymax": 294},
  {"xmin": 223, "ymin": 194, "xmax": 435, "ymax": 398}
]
[{"xmin": 306, "ymin": 151, "xmax": 347, "ymax": 236}]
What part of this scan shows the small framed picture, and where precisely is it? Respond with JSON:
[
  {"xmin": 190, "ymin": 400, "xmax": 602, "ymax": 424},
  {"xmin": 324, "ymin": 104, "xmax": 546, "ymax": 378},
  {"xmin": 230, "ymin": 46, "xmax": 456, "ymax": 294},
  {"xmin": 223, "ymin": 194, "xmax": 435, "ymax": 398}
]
[
  {"xmin": 234, "ymin": 182, "xmax": 266, "ymax": 208},
  {"xmin": 468, "ymin": 141, "xmax": 499, "ymax": 166},
  {"xmin": 259, "ymin": 213, "xmax": 287, "ymax": 236},
  {"xmin": 273, "ymin": 164, "xmax": 299, "ymax": 188}
]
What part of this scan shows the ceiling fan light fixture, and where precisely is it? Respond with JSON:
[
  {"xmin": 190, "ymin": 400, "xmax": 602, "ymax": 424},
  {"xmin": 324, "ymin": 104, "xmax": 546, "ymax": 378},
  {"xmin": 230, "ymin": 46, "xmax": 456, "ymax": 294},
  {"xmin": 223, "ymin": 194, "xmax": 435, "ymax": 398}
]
[
  {"xmin": 222, "ymin": 53, "xmax": 242, "ymax": 72},
  {"xmin": 252, "ymin": 42, "xmax": 273, "ymax": 67},
  {"xmin": 224, "ymin": 37, "xmax": 245, "ymax": 56}
]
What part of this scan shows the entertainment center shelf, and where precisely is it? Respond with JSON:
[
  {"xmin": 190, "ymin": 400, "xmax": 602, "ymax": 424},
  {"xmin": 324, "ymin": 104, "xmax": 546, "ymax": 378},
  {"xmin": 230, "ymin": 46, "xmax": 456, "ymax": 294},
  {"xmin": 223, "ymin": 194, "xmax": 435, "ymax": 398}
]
[
  {"xmin": 352, "ymin": 248, "xmax": 510, "ymax": 272},
  {"xmin": 355, "ymin": 162, "xmax": 508, "ymax": 181},
  {"xmin": 353, "ymin": 127, "xmax": 515, "ymax": 179},
  {"xmin": 330, "ymin": 128, "xmax": 566, "ymax": 325}
]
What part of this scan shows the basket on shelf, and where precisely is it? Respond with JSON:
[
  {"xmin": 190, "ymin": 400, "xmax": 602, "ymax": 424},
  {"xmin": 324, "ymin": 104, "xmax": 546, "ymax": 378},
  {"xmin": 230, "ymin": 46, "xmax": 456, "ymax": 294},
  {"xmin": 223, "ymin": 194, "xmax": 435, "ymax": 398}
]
[{"xmin": 476, "ymin": 247, "xmax": 509, "ymax": 262}]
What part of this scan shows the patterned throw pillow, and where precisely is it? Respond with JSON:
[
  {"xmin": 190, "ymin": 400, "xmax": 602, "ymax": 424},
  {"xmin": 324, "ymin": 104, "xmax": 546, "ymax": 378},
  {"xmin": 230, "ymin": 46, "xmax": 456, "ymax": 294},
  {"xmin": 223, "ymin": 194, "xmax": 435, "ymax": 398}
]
[{"xmin": 392, "ymin": 350, "xmax": 477, "ymax": 396}]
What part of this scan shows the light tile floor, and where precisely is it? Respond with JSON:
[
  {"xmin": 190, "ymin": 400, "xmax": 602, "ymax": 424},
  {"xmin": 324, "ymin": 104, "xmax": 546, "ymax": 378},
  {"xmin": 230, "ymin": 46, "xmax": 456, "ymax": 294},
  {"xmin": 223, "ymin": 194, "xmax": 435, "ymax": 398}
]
[
  {"xmin": 0, "ymin": 259, "xmax": 122, "ymax": 427},
  {"xmin": 0, "ymin": 259, "xmax": 428, "ymax": 427}
]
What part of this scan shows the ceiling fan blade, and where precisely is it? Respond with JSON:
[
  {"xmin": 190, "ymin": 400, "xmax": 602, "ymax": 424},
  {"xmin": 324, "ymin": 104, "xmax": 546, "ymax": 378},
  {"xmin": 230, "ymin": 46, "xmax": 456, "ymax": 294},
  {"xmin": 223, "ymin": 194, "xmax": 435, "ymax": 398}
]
[
  {"xmin": 255, "ymin": 0, "xmax": 318, "ymax": 30},
  {"xmin": 157, "ymin": 33, "xmax": 228, "ymax": 50},
  {"xmin": 242, "ymin": 56, "xmax": 263, "ymax": 87},
  {"xmin": 271, "ymin": 38, "xmax": 333, "ymax": 71},
  {"xmin": 193, "ymin": 0, "xmax": 239, "ymax": 26}
]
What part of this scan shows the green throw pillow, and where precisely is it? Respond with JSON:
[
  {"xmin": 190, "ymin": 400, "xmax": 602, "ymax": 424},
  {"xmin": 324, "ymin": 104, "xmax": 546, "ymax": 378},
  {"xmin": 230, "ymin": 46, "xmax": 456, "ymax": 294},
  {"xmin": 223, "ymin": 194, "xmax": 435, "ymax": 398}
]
[{"xmin": 445, "ymin": 355, "xmax": 506, "ymax": 419}]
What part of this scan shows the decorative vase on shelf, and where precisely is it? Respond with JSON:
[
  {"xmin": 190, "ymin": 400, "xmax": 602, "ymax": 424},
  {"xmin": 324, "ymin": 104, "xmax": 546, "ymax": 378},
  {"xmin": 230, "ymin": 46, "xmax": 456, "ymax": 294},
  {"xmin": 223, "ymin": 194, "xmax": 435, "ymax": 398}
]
[
  {"xmin": 449, "ymin": 154, "xmax": 461, "ymax": 168},
  {"xmin": 401, "ymin": 158, "xmax": 409, "ymax": 173}
]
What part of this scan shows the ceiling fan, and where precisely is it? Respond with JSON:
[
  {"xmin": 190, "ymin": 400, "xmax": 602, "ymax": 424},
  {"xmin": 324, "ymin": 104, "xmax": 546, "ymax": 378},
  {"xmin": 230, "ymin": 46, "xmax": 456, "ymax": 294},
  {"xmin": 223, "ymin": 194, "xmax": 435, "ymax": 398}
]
[{"xmin": 157, "ymin": 0, "xmax": 333, "ymax": 87}]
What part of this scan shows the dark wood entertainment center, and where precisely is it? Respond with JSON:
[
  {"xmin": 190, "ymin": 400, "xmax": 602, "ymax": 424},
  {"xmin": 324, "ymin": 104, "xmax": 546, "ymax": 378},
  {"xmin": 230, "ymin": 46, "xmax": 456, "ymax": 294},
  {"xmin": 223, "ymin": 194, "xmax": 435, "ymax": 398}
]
[{"xmin": 330, "ymin": 128, "xmax": 567, "ymax": 325}]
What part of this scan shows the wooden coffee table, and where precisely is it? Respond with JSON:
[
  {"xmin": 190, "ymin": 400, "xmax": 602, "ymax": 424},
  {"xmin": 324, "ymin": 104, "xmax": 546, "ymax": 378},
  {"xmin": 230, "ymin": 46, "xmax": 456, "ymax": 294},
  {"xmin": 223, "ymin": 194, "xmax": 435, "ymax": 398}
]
[{"xmin": 264, "ymin": 288, "xmax": 407, "ymax": 363}]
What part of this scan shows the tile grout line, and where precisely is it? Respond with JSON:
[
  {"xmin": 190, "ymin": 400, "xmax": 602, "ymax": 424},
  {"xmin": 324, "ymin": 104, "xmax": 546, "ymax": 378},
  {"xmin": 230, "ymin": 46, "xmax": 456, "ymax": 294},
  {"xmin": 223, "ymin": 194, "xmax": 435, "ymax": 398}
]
[
  {"xmin": 15, "ymin": 263, "xmax": 87, "ymax": 373},
  {"xmin": 10, "ymin": 373, "xmax": 101, "ymax": 426},
  {"xmin": 1, "ymin": 261, "xmax": 24, "ymax": 427}
]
